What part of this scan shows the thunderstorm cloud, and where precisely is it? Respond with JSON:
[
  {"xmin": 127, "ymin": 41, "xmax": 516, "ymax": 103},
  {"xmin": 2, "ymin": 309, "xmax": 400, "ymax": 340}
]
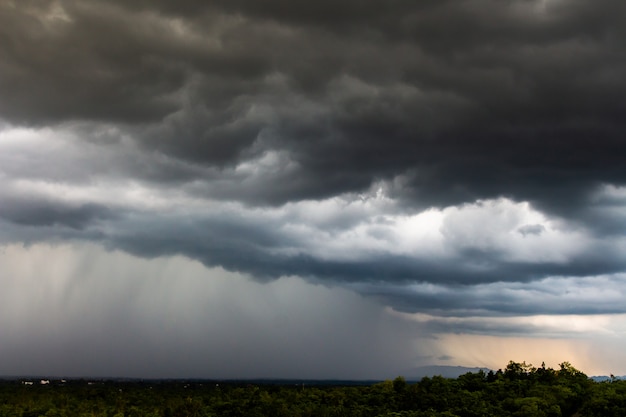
[{"xmin": 1, "ymin": 0, "xmax": 625, "ymax": 377}]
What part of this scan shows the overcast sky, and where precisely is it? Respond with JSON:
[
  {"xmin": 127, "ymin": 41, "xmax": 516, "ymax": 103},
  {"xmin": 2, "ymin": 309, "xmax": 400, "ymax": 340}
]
[{"xmin": 1, "ymin": 0, "xmax": 626, "ymax": 379}]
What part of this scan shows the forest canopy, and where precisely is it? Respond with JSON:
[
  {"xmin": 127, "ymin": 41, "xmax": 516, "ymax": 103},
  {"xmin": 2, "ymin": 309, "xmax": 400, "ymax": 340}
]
[{"xmin": 1, "ymin": 361, "xmax": 625, "ymax": 417}]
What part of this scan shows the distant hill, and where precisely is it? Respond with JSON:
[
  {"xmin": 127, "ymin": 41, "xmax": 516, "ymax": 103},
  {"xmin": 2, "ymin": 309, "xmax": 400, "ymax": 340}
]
[
  {"xmin": 407, "ymin": 365, "xmax": 491, "ymax": 380},
  {"xmin": 590, "ymin": 375, "xmax": 626, "ymax": 382}
]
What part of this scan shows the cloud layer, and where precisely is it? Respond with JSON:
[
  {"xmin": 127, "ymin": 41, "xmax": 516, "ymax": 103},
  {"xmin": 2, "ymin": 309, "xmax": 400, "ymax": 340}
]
[
  {"xmin": 1, "ymin": 0, "xmax": 626, "ymax": 376},
  {"xmin": 3, "ymin": 0, "xmax": 625, "ymax": 208},
  {"xmin": 2, "ymin": 126, "xmax": 624, "ymax": 316}
]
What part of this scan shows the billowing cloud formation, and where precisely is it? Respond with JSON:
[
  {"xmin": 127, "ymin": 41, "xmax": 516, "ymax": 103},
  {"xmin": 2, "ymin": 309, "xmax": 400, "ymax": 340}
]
[
  {"xmin": 1, "ymin": 127, "xmax": 625, "ymax": 316},
  {"xmin": 3, "ymin": 0, "xmax": 626, "ymax": 208},
  {"xmin": 1, "ymin": 0, "xmax": 626, "ymax": 377}
]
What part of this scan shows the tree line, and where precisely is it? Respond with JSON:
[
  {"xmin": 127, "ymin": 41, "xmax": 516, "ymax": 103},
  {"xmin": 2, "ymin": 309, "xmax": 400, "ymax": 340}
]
[{"xmin": 1, "ymin": 361, "xmax": 625, "ymax": 416}]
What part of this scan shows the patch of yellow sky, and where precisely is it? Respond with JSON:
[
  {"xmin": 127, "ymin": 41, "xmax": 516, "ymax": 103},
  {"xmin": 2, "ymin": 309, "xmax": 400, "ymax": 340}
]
[
  {"xmin": 424, "ymin": 325, "xmax": 626, "ymax": 376},
  {"xmin": 435, "ymin": 334, "xmax": 596, "ymax": 373}
]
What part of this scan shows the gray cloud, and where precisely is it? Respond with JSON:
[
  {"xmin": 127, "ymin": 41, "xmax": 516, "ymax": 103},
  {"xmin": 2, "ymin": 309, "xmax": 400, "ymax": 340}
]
[
  {"xmin": 354, "ymin": 273, "xmax": 626, "ymax": 317},
  {"xmin": 2, "ymin": 177, "xmax": 625, "ymax": 317},
  {"xmin": 0, "ymin": 1, "xmax": 186, "ymax": 124},
  {"xmin": 0, "ymin": 197, "xmax": 115, "ymax": 230},
  {"xmin": 2, "ymin": 0, "xmax": 625, "ymax": 212},
  {"xmin": 518, "ymin": 224, "xmax": 546, "ymax": 237},
  {"xmin": 1, "ymin": 0, "xmax": 626, "ymax": 372}
]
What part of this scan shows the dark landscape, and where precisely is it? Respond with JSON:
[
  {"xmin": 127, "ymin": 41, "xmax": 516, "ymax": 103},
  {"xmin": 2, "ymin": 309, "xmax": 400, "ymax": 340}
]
[{"xmin": 2, "ymin": 362, "xmax": 626, "ymax": 416}]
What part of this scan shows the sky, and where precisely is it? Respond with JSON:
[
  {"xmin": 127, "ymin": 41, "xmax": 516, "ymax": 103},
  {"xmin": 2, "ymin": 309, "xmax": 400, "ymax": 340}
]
[{"xmin": 1, "ymin": 0, "xmax": 626, "ymax": 379}]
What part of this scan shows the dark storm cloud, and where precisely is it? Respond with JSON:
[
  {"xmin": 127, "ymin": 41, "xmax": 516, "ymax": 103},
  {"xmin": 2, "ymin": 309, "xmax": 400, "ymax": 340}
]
[
  {"xmin": 0, "ymin": 196, "xmax": 115, "ymax": 230},
  {"xmin": 2, "ymin": 0, "xmax": 626, "ymax": 321},
  {"xmin": 355, "ymin": 273, "xmax": 626, "ymax": 317},
  {"xmin": 3, "ymin": 195, "xmax": 623, "ymax": 317},
  {"xmin": 2, "ymin": 0, "xmax": 625, "ymax": 213},
  {"xmin": 1, "ymin": 120, "xmax": 625, "ymax": 318},
  {"xmin": 134, "ymin": 231, "xmax": 622, "ymax": 291},
  {"xmin": 0, "ymin": 1, "xmax": 187, "ymax": 124}
]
